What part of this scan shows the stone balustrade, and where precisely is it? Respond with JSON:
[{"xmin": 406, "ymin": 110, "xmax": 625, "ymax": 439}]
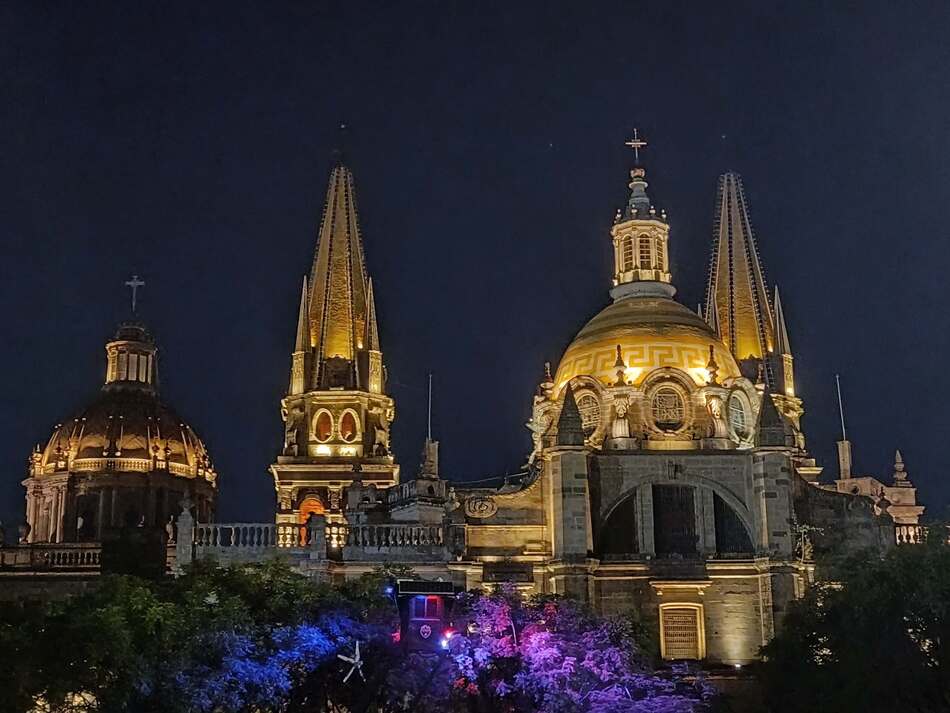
[
  {"xmin": 895, "ymin": 524, "xmax": 923, "ymax": 545},
  {"xmin": 345, "ymin": 523, "xmax": 444, "ymax": 548},
  {"xmin": 0, "ymin": 543, "xmax": 101, "ymax": 570}
]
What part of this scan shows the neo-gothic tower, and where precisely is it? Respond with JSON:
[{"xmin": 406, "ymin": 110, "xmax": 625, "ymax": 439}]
[
  {"xmin": 270, "ymin": 158, "xmax": 398, "ymax": 527},
  {"xmin": 704, "ymin": 173, "xmax": 803, "ymax": 431}
]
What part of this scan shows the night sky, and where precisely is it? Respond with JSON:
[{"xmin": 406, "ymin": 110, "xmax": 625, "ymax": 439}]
[{"xmin": 3, "ymin": 2, "xmax": 949, "ymax": 526}]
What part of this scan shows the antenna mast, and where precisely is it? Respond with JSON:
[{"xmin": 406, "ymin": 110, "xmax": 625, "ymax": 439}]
[
  {"xmin": 427, "ymin": 373, "xmax": 433, "ymax": 441},
  {"xmin": 835, "ymin": 374, "xmax": 847, "ymax": 440}
]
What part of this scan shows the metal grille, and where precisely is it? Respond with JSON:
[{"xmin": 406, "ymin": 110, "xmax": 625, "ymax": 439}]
[
  {"xmin": 651, "ymin": 388, "xmax": 684, "ymax": 430},
  {"xmin": 662, "ymin": 608, "xmax": 701, "ymax": 659}
]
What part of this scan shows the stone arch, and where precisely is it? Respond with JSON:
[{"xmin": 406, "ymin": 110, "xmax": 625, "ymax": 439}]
[{"xmin": 598, "ymin": 471, "xmax": 757, "ymax": 551}]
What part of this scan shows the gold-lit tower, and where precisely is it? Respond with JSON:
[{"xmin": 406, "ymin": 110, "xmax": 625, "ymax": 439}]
[
  {"xmin": 705, "ymin": 172, "xmax": 802, "ymax": 427},
  {"xmin": 270, "ymin": 158, "xmax": 398, "ymax": 527}
]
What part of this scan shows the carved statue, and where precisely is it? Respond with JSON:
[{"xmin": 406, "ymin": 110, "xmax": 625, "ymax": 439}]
[
  {"xmin": 611, "ymin": 398, "xmax": 631, "ymax": 439},
  {"xmin": 17, "ymin": 522, "xmax": 31, "ymax": 544},
  {"xmin": 706, "ymin": 396, "xmax": 729, "ymax": 438},
  {"xmin": 283, "ymin": 403, "xmax": 307, "ymax": 456},
  {"xmin": 368, "ymin": 405, "xmax": 391, "ymax": 456}
]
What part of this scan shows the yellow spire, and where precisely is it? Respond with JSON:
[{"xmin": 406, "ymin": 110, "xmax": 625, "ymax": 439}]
[
  {"xmin": 308, "ymin": 161, "xmax": 371, "ymax": 386},
  {"xmin": 706, "ymin": 172, "xmax": 774, "ymax": 362}
]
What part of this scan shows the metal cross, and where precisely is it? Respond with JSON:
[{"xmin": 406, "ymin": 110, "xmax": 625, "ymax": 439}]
[
  {"xmin": 624, "ymin": 128, "xmax": 648, "ymax": 163},
  {"xmin": 124, "ymin": 274, "xmax": 145, "ymax": 314}
]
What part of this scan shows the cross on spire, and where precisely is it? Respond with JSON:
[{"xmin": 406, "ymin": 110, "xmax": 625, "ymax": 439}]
[
  {"xmin": 624, "ymin": 128, "xmax": 648, "ymax": 163},
  {"xmin": 124, "ymin": 274, "xmax": 145, "ymax": 314}
]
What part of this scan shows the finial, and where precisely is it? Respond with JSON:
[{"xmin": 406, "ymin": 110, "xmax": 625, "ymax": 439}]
[
  {"xmin": 124, "ymin": 274, "xmax": 145, "ymax": 314},
  {"xmin": 331, "ymin": 122, "xmax": 349, "ymax": 163},
  {"xmin": 893, "ymin": 449, "xmax": 908, "ymax": 482},
  {"xmin": 614, "ymin": 345, "xmax": 627, "ymax": 385},
  {"xmin": 706, "ymin": 345, "xmax": 720, "ymax": 385},
  {"xmin": 614, "ymin": 208, "xmax": 622, "ymax": 224},
  {"xmin": 543, "ymin": 361, "xmax": 553, "ymax": 383},
  {"xmin": 624, "ymin": 128, "xmax": 648, "ymax": 164}
]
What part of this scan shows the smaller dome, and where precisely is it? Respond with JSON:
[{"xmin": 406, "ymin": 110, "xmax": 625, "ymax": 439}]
[
  {"xmin": 37, "ymin": 388, "xmax": 215, "ymax": 481},
  {"xmin": 33, "ymin": 320, "xmax": 216, "ymax": 484},
  {"xmin": 555, "ymin": 296, "xmax": 741, "ymax": 389}
]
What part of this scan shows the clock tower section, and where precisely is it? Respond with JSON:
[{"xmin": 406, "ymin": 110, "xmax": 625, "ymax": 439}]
[{"xmin": 271, "ymin": 157, "xmax": 398, "ymax": 526}]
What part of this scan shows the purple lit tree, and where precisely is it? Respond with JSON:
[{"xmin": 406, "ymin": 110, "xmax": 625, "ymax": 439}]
[{"xmin": 385, "ymin": 586, "xmax": 714, "ymax": 713}]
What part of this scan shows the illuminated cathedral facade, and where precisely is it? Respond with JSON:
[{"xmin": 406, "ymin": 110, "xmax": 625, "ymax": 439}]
[{"xmin": 11, "ymin": 136, "xmax": 925, "ymax": 666}]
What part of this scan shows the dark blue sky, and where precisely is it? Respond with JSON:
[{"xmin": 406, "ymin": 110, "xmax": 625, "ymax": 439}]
[{"xmin": 3, "ymin": 2, "xmax": 949, "ymax": 524}]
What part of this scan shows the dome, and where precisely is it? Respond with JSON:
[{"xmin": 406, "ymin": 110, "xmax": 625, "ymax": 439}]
[
  {"xmin": 36, "ymin": 388, "xmax": 215, "ymax": 481},
  {"xmin": 32, "ymin": 321, "xmax": 216, "ymax": 484},
  {"xmin": 554, "ymin": 295, "xmax": 741, "ymax": 390}
]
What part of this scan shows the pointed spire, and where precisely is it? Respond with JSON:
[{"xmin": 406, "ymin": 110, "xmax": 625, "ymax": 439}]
[
  {"xmin": 705, "ymin": 292, "xmax": 721, "ymax": 339},
  {"xmin": 294, "ymin": 276, "xmax": 310, "ymax": 352},
  {"xmin": 773, "ymin": 286, "xmax": 791, "ymax": 356},
  {"xmin": 556, "ymin": 384, "xmax": 585, "ymax": 446},
  {"xmin": 304, "ymin": 159, "xmax": 380, "ymax": 390},
  {"xmin": 755, "ymin": 388, "xmax": 791, "ymax": 448},
  {"xmin": 706, "ymin": 173, "xmax": 775, "ymax": 364},
  {"xmin": 364, "ymin": 278, "xmax": 380, "ymax": 352},
  {"xmin": 309, "ymin": 161, "xmax": 369, "ymax": 366}
]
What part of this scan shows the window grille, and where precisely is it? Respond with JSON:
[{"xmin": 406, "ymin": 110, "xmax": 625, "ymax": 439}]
[
  {"xmin": 661, "ymin": 607, "xmax": 702, "ymax": 660},
  {"xmin": 652, "ymin": 388, "xmax": 684, "ymax": 430},
  {"xmin": 576, "ymin": 394, "xmax": 601, "ymax": 433}
]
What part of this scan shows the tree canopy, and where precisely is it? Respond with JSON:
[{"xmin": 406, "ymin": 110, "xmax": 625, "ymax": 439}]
[
  {"xmin": 0, "ymin": 562, "xmax": 712, "ymax": 713},
  {"xmin": 759, "ymin": 532, "xmax": 950, "ymax": 713}
]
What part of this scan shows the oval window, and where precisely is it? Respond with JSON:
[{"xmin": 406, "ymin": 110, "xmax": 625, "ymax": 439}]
[
  {"xmin": 315, "ymin": 412, "xmax": 333, "ymax": 442},
  {"xmin": 340, "ymin": 411, "xmax": 358, "ymax": 442},
  {"xmin": 651, "ymin": 387, "xmax": 685, "ymax": 431}
]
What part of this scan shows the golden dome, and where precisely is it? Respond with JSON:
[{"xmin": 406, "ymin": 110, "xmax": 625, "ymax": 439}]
[
  {"xmin": 32, "ymin": 322, "xmax": 216, "ymax": 483},
  {"xmin": 36, "ymin": 388, "xmax": 216, "ymax": 481},
  {"xmin": 555, "ymin": 295, "xmax": 740, "ymax": 390}
]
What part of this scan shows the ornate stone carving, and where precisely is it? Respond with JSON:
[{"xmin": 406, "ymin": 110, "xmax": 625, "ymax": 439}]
[
  {"xmin": 706, "ymin": 395, "xmax": 729, "ymax": 438},
  {"xmin": 610, "ymin": 397, "xmax": 631, "ymax": 439},
  {"xmin": 464, "ymin": 496, "xmax": 497, "ymax": 519},
  {"xmin": 283, "ymin": 402, "xmax": 307, "ymax": 456}
]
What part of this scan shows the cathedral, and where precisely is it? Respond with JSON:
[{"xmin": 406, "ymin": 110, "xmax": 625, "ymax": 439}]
[{"xmin": 8, "ymin": 135, "xmax": 925, "ymax": 666}]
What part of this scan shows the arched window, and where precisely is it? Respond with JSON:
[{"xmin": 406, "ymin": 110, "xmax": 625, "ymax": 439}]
[
  {"xmin": 340, "ymin": 411, "xmax": 359, "ymax": 442},
  {"xmin": 728, "ymin": 394, "xmax": 748, "ymax": 438},
  {"xmin": 652, "ymin": 387, "xmax": 685, "ymax": 431},
  {"xmin": 314, "ymin": 411, "xmax": 333, "ymax": 442},
  {"xmin": 622, "ymin": 237, "xmax": 634, "ymax": 271},
  {"xmin": 576, "ymin": 394, "xmax": 601, "ymax": 434},
  {"xmin": 655, "ymin": 238, "xmax": 665, "ymax": 270},
  {"xmin": 638, "ymin": 236, "xmax": 652, "ymax": 269}
]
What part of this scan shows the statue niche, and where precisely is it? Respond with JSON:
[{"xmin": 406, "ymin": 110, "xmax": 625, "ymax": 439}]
[
  {"xmin": 283, "ymin": 402, "xmax": 307, "ymax": 456},
  {"xmin": 367, "ymin": 404, "xmax": 391, "ymax": 456}
]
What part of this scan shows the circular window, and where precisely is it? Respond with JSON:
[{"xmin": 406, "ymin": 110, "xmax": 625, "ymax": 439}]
[
  {"xmin": 340, "ymin": 411, "xmax": 359, "ymax": 443},
  {"xmin": 651, "ymin": 387, "xmax": 685, "ymax": 431},
  {"xmin": 576, "ymin": 393, "xmax": 601, "ymax": 434},
  {"xmin": 729, "ymin": 394, "xmax": 748, "ymax": 437},
  {"xmin": 314, "ymin": 411, "xmax": 333, "ymax": 442}
]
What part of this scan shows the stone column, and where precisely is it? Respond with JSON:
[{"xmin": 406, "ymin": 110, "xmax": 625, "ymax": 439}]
[
  {"xmin": 110, "ymin": 488, "xmax": 119, "ymax": 527},
  {"xmin": 307, "ymin": 513, "xmax": 326, "ymax": 560},
  {"xmin": 699, "ymin": 488, "xmax": 717, "ymax": 556},
  {"xmin": 174, "ymin": 504, "xmax": 195, "ymax": 574},
  {"xmin": 97, "ymin": 489, "xmax": 108, "ymax": 539},
  {"xmin": 637, "ymin": 485, "xmax": 655, "ymax": 556}
]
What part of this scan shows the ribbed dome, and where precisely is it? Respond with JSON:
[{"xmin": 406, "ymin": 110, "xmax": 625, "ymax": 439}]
[
  {"xmin": 555, "ymin": 295, "xmax": 740, "ymax": 390},
  {"xmin": 37, "ymin": 388, "xmax": 215, "ymax": 481},
  {"xmin": 32, "ymin": 321, "xmax": 216, "ymax": 484}
]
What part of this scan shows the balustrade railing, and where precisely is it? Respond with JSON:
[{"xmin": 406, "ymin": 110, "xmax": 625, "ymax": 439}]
[
  {"xmin": 345, "ymin": 524, "xmax": 443, "ymax": 549},
  {"xmin": 194, "ymin": 523, "xmax": 319, "ymax": 549},
  {"xmin": 895, "ymin": 524, "xmax": 923, "ymax": 545},
  {"xmin": 0, "ymin": 543, "xmax": 101, "ymax": 570}
]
